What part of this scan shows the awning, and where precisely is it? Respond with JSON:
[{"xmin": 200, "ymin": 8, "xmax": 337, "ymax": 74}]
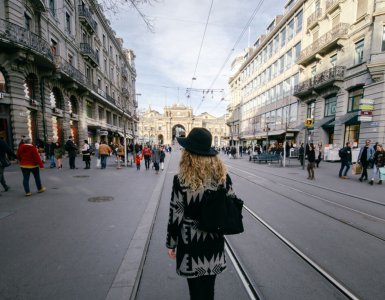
[
  {"xmin": 336, "ymin": 111, "xmax": 359, "ymax": 125},
  {"xmin": 267, "ymin": 130, "xmax": 286, "ymax": 136},
  {"xmin": 126, "ymin": 134, "xmax": 134, "ymax": 139},
  {"xmin": 314, "ymin": 116, "xmax": 335, "ymax": 129},
  {"xmin": 117, "ymin": 132, "xmax": 124, "ymax": 137}
]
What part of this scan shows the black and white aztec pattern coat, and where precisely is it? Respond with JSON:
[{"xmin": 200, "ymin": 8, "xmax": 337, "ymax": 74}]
[{"xmin": 166, "ymin": 174, "xmax": 234, "ymax": 278}]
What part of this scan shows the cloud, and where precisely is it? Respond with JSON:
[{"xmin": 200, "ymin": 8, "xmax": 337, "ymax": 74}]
[{"xmin": 110, "ymin": 0, "xmax": 284, "ymax": 116}]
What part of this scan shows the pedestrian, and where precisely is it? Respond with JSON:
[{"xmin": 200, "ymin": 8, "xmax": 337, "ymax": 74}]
[
  {"xmin": 16, "ymin": 137, "xmax": 46, "ymax": 196},
  {"xmin": 369, "ymin": 144, "xmax": 385, "ymax": 185},
  {"xmin": 160, "ymin": 146, "xmax": 166, "ymax": 171},
  {"xmin": 166, "ymin": 127, "xmax": 231, "ymax": 300},
  {"xmin": 298, "ymin": 143, "xmax": 305, "ymax": 166},
  {"xmin": 0, "ymin": 137, "xmax": 16, "ymax": 193},
  {"xmin": 142, "ymin": 144, "xmax": 152, "ymax": 170},
  {"xmin": 36, "ymin": 138, "xmax": 45, "ymax": 163},
  {"xmin": 357, "ymin": 140, "xmax": 374, "ymax": 182},
  {"xmin": 135, "ymin": 152, "xmax": 142, "ymax": 170},
  {"xmin": 54, "ymin": 140, "xmax": 63, "ymax": 169},
  {"xmin": 307, "ymin": 143, "xmax": 316, "ymax": 180},
  {"xmin": 315, "ymin": 142, "xmax": 323, "ymax": 168},
  {"xmin": 152, "ymin": 145, "xmax": 161, "ymax": 174},
  {"xmin": 81, "ymin": 140, "xmax": 91, "ymax": 169},
  {"xmin": 45, "ymin": 138, "xmax": 56, "ymax": 168},
  {"xmin": 65, "ymin": 136, "xmax": 78, "ymax": 169},
  {"xmin": 117, "ymin": 143, "xmax": 124, "ymax": 169},
  {"xmin": 98, "ymin": 141, "xmax": 111, "ymax": 169},
  {"xmin": 94, "ymin": 141, "xmax": 100, "ymax": 168},
  {"xmin": 338, "ymin": 142, "xmax": 352, "ymax": 179}
]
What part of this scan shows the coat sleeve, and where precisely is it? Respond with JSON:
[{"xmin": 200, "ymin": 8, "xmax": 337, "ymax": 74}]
[
  {"xmin": 166, "ymin": 175, "xmax": 184, "ymax": 249},
  {"xmin": 33, "ymin": 147, "xmax": 44, "ymax": 168}
]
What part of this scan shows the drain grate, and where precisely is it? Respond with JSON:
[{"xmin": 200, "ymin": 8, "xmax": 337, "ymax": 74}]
[
  {"xmin": 74, "ymin": 175, "xmax": 90, "ymax": 178},
  {"xmin": 88, "ymin": 196, "xmax": 114, "ymax": 203}
]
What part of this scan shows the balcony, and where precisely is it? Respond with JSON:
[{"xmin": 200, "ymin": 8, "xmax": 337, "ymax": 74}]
[
  {"xmin": 78, "ymin": 6, "xmax": 97, "ymax": 34},
  {"xmin": 106, "ymin": 93, "xmax": 116, "ymax": 105},
  {"xmin": 296, "ymin": 23, "xmax": 349, "ymax": 66},
  {"xmin": 55, "ymin": 56, "xmax": 90, "ymax": 89},
  {"xmin": 307, "ymin": 8, "xmax": 322, "ymax": 30},
  {"xmin": 0, "ymin": 19, "xmax": 53, "ymax": 62},
  {"xmin": 80, "ymin": 43, "xmax": 99, "ymax": 67},
  {"xmin": 294, "ymin": 66, "xmax": 345, "ymax": 97},
  {"xmin": 326, "ymin": 0, "xmax": 344, "ymax": 14}
]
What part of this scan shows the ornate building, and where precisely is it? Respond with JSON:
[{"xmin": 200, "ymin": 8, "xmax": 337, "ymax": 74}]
[
  {"xmin": 0, "ymin": 0, "xmax": 138, "ymax": 150},
  {"xmin": 138, "ymin": 103, "xmax": 229, "ymax": 146}
]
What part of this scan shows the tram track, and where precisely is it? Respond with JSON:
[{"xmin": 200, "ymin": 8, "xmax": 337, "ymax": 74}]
[{"xmin": 227, "ymin": 165, "xmax": 385, "ymax": 243}]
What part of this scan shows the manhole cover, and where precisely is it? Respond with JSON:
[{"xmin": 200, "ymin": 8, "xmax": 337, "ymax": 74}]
[
  {"xmin": 88, "ymin": 196, "xmax": 114, "ymax": 202},
  {"xmin": 74, "ymin": 175, "xmax": 90, "ymax": 178}
]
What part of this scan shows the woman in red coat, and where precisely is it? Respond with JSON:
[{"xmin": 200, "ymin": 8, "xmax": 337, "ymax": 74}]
[{"xmin": 17, "ymin": 137, "xmax": 46, "ymax": 196}]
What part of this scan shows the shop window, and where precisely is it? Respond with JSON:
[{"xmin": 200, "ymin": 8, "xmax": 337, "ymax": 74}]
[
  {"xmin": 0, "ymin": 71, "xmax": 6, "ymax": 93},
  {"xmin": 345, "ymin": 124, "xmax": 360, "ymax": 148},
  {"xmin": 24, "ymin": 76, "xmax": 37, "ymax": 99},
  {"xmin": 348, "ymin": 88, "xmax": 363, "ymax": 112},
  {"xmin": 354, "ymin": 40, "xmax": 364, "ymax": 65},
  {"xmin": 324, "ymin": 96, "xmax": 337, "ymax": 117}
]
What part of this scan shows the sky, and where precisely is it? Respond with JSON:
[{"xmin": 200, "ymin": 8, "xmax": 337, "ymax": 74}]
[{"xmin": 109, "ymin": 0, "xmax": 284, "ymax": 117}]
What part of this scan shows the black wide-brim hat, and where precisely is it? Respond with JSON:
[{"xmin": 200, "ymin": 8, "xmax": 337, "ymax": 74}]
[{"xmin": 177, "ymin": 127, "xmax": 218, "ymax": 156}]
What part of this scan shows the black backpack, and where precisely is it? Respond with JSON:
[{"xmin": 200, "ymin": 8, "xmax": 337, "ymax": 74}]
[{"xmin": 198, "ymin": 186, "xmax": 244, "ymax": 235}]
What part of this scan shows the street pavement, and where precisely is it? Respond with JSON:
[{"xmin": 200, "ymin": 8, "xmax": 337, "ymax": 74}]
[{"xmin": 1, "ymin": 152, "xmax": 384, "ymax": 299}]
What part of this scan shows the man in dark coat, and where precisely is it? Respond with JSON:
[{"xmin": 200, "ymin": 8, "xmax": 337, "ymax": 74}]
[
  {"xmin": 65, "ymin": 136, "xmax": 78, "ymax": 169},
  {"xmin": 339, "ymin": 142, "xmax": 352, "ymax": 179},
  {"xmin": 0, "ymin": 138, "xmax": 16, "ymax": 192}
]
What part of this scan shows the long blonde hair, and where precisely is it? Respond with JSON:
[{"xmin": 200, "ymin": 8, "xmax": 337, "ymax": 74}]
[{"xmin": 178, "ymin": 150, "xmax": 227, "ymax": 191}]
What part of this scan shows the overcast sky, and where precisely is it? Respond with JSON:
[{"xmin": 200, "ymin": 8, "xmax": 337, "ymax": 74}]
[{"xmin": 109, "ymin": 0, "xmax": 284, "ymax": 117}]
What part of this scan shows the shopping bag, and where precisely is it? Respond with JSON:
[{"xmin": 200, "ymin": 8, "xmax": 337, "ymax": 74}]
[
  {"xmin": 379, "ymin": 167, "xmax": 385, "ymax": 180},
  {"xmin": 352, "ymin": 163, "xmax": 362, "ymax": 175},
  {"xmin": 96, "ymin": 158, "xmax": 101, "ymax": 168}
]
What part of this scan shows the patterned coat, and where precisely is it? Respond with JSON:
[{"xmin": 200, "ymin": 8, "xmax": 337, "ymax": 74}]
[{"xmin": 166, "ymin": 174, "xmax": 234, "ymax": 278}]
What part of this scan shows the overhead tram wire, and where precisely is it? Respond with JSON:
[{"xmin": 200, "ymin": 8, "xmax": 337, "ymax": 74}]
[
  {"xmin": 187, "ymin": 0, "xmax": 214, "ymax": 106},
  {"xmin": 194, "ymin": 0, "xmax": 265, "ymax": 113}
]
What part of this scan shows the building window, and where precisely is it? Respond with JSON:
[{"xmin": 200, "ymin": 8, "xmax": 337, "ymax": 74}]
[
  {"xmin": 295, "ymin": 10, "xmax": 303, "ymax": 33},
  {"xmin": 330, "ymin": 54, "xmax": 337, "ymax": 67},
  {"xmin": 294, "ymin": 42, "xmax": 301, "ymax": 60},
  {"xmin": 65, "ymin": 12, "xmax": 71, "ymax": 34},
  {"xmin": 280, "ymin": 28, "xmax": 286, "ymax": 48},
  {"xmin": 49, "ymin": 0, "xmax": 55, "ymax": 16},
  {"xmin": 0, "ymin": 71, "xmax": 6, "ymax": 93},
  {"xmin": 98, "ymin": 106, "xmax": 104, "ymax": 121},
  {"xmin": 113, "ymin": 114, "xmax": 117, "ymax": 126},
  {"xmin": 24, "ymin": 13, "xmax": 31, "ymax": 30},
  {"xmin": 324, "ymin": 95, "xmax": 337, "ymax": 117},
  {"xmin": 68, "ymin": 52, "xmax": 73, "ymax": 65},
  {"xmin": 86, "ymin": 101, "xmax": 93, "ymax": 118},
  {"xmin": 307, "ymin": 101, "xmax": 315, "ymax": 119},
  {"xmin": 345, "ymin": 125, "xmax": 360, "ymax": 148},
  {"xmin": 103, "ymin": 34, "xmax": 106, "ymax": 48},
  {"xmin": 382, "ymin": 26, "xmax": 385, "ymax": 52},
  {"xmin": 287, "ymin": 19, "xmax": 294, "ymax": 41},
  {"xmin": 106, "ymin": 111, "xmax": 112, "ymax": 124},
  {"xmin": 348, "ymin": 88, "xmax": 363, "ymax": 112},
  {"xmin": 354, "ymin": 40, "xmax": 364, "ymax": 64},
  {"xmin": 50, "ymin": 39, "xmax": 58, "ymax": 56},
  {"xmin": 289, "ymin": 103, "xmax": 297, "ymax": 122}
]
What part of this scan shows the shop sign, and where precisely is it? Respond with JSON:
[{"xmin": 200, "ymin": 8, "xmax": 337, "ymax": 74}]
[
  {"xmin": 360, "ymin": 99, "xmax": 374, "ymax": 105},
  {"xmin": 370, "ymin": 122, "xmax": 379, "ymax": 126},
  {"xmin": 359, "ymin": 104, "xmax": 374, "ymax": 110},
  {"xmin": 99, "ymin": 130, "xmax": 108, "ymax": 136},
  {"xmin": 358, "ymin": 116, "xmax": 373, "ymax": 122},
  {"xmin": 304, "ymin": 118, "xmax": 314, "ymax": 127},
  {"xmin": 360, "ymin": 111, "xmax": 373, "ymax": 116}
]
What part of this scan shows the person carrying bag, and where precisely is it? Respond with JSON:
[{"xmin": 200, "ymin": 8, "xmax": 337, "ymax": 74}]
[{"xmin": 166, "ymin": 128, "xmax": 244, "ymax": 300}]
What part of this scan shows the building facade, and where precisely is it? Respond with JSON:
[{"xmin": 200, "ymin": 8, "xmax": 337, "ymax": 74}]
[
  {"xmin": 228, "ymin": 0, "xmax": 385, "ymax": 153},
  {"xmin": 138, "ymin": 103, "xmax": 229, "ymax": 146},
  {"xmin": 228, "ymin": 0, "xmax": 305, "ymax": 149},
  {"xmin": 0, "ymin": 0, "xmax": 138, "ymax": 150}
]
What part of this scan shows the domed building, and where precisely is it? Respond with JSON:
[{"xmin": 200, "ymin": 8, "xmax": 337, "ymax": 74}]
[{"xmin": 138, "ymin": 103, "xmax": 229, "ymax": 146}]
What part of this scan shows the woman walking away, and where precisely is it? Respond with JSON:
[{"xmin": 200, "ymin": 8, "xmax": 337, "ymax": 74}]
[
  {"xmin": 369, "ymin": 144, "xmax": 385, "ymax": 185},
  {"xmin": 16, "ymin": 137, "xmax": 46, "ymax": 196},
  {"xmin": 152, "ymin": 145, "xmax": 161, "ymax": 174},
  {"xmin": 160, "ymin": 146, "xmax": 166, "ymax": 170},
  {"xmin": 307, "ymin": 143, "xmax": 316, "ymax": 180},
  {"xmin": 54, "ymin": 140, "xmax": 63, "ymax": 169},
  {"xmin": 166, "ymin": 127, "xmax": 233, "ymax": 300},
  {"xmin": 82, "ymin": 140, "xmax": 91, "ymax": 169}
]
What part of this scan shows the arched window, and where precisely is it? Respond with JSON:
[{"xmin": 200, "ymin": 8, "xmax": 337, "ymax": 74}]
[
  {"xmin": 24, "ymin": 74, "xmax": 38, "ymax": 99},
  {"xmin": 0, "ymin": 70, "xmax": 6, "ymax": 93}
]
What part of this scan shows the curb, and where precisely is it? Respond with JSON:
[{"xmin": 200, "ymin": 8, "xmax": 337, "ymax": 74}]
[{"xmin": 105, "ymin": 157, "xmax": 169, "ymax": 300}]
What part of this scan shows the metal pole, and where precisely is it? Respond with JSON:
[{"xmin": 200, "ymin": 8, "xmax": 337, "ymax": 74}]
[
  {"xmin": 283, "ymin": 134, "xmax": 286, "ymax": 167},
  {"xmin": 303, "ymin": 128, "xmax": 307, "ymax": 170},
  {"xmin": 124, "ymin": 118, "xmax": 127, "ymax": 167}
]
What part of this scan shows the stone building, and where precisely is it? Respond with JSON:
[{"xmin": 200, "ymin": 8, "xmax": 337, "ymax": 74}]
[
  {"xmin": 138, "ymin": 103, "xmax": 229, "ymax": 146},
  {"xmin": 228, "ymin": 0, "xmax": 304, "ymax": 149},
  {"xmin": 229, "ymin": 0, "xmax": 385, "ymax": 155},
  {"xmin": 0, "ymin": 0, "xmax": 138, "ymax": 150}
]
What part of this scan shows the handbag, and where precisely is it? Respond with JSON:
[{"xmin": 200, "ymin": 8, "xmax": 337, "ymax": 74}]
[
  {"xmin": 379, "ymin": 167, "xmax": 385, "ymax": 181},
  {"xmin": 0, "ymin": 156, "xmax": 11, "ymax": 168},
  {"xmin": 198, "ymin": 186, "xmax": 244, "ymax": 235},
  {"xmin": 352, "ymin": 163, "xmax": 362, "ymax": 175}
]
